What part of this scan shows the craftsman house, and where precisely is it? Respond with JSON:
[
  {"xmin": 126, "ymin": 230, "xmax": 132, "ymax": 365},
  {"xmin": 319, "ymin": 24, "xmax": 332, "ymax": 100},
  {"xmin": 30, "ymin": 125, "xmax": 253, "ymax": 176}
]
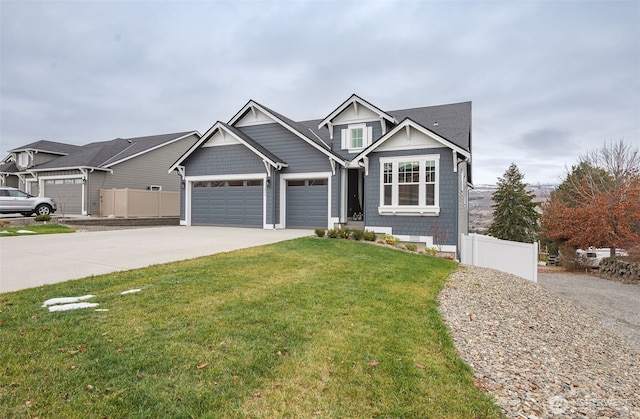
[
  {"xmin": 1, "ymin": 131, "xmax": 200, "ymax": 216},
  {"xmin": 170, "ymin": 94, "xmax": 472, "ymax": 253}
]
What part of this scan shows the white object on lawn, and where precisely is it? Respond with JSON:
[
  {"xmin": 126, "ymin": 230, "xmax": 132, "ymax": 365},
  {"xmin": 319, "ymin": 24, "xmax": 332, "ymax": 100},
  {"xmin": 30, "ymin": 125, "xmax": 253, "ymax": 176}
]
[
  {"xmin": 120, "ymin": 289, "xmax": 142, "ymax": 295},
  {"xmin": 48, "ymin": 302, "xmax": 99, "ymax": 312},
  {"xmin": 42, "ymin": 295, "xmax": 96, "ymax": 307}
]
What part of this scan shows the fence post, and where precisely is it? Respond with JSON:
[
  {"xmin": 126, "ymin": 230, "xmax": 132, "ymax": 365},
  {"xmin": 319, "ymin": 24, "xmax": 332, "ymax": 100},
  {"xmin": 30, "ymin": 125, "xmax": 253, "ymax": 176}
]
[{"xmin": 532, "ymin": 241, "xmax": 539, "ymax": 283}]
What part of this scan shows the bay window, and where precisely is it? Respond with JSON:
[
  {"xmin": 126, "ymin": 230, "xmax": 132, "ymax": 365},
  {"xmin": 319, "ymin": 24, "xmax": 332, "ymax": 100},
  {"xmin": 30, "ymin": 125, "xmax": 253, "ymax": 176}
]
[{"xmin": 379, "ymin": 155, "xmax": 440, "ymax": 215}]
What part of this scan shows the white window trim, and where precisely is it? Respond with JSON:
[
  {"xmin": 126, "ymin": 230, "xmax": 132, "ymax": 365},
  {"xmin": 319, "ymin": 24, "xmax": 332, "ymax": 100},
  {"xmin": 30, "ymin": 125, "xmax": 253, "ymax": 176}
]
[
  {"xmin": 341, "ymin": 123, "xmax": 373, "ymax": 153},
  {"xmin": 378, "ymin": 155, "xmax": 440, "ymax": 216}
]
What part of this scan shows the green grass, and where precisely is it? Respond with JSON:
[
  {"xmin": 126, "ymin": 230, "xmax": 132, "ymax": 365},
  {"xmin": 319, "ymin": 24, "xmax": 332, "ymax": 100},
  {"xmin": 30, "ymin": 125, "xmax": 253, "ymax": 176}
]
[
  {"xmin": 0, "ymin": 238, "xmax": 501, "ymax": 418},
  {"xmin": 0, "ymin": 223, "xmax": 75, "ymax": 236}
]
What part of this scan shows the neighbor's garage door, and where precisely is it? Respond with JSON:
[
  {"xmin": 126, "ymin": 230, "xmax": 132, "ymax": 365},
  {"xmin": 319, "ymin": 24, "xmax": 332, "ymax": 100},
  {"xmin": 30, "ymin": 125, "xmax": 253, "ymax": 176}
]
[
  {"xmin": 286, "ymin": 178, "xmax": 328, "ymax": 229},
  {"xmin": 43, "ymin": 179, "xmax": 83, "ymax": 214},
  {"xmin": 191, "ymin": 180, "xmax": 263, "ymax": 227}
]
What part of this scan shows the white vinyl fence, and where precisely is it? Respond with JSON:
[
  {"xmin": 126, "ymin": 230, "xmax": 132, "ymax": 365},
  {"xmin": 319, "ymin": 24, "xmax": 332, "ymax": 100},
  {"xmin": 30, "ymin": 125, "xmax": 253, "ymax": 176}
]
[{"xmin": 460, "ymin": 234, "xmax": 538, "ymax": 282}]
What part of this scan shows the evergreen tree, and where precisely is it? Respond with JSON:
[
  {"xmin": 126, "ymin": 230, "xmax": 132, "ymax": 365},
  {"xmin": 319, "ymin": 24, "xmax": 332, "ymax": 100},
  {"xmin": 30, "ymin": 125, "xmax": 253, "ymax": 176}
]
[{"xmin": 488, "ymin": 163, "xmax": 539, "ymax": 243}]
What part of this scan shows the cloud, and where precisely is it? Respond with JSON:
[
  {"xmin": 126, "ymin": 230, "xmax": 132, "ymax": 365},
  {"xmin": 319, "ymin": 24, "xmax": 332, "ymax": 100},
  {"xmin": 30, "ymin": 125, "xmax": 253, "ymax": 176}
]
[{"xmin": 1, "ymin": 0, "xmax": 638, "ymax": 184}]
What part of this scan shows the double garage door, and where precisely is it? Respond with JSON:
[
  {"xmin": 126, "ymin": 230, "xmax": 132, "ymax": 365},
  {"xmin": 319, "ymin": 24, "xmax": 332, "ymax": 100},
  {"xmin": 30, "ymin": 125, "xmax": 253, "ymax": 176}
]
[
  {"xmin": 190, "ymin": 177, "xmax": 328, "ymax": 229},
  {"xmin": 191, "ymin": 180, "xmax": 263, "ymax": 227}
]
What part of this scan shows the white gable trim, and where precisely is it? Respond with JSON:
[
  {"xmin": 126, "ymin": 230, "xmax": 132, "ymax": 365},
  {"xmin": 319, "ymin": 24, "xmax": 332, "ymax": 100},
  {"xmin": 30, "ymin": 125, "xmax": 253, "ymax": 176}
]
[
  {"xmin": 234, "ymin": 107, "xmax": 276, "ymax": 127},
  {"xmin": 202, "ymin": 129, "xmax": 242, "ymax": 147},
  {"xmin": 318, "ymin": 94, "xmax": 397, "ymax": 130},
  {"xmin": 353, "ymin": 119, "xmax": 471, "ymax": 162},
  {"xmin": 168, "ymin": 123, "xmax": 286, "ymax": 174}
]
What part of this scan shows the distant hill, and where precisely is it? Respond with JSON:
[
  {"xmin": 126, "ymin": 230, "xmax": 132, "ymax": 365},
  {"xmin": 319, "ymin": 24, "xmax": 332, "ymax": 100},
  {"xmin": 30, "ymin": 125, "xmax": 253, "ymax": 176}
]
[{"xmin": 469, "ymin": 184, "xmax": 556, "ymax": 233}]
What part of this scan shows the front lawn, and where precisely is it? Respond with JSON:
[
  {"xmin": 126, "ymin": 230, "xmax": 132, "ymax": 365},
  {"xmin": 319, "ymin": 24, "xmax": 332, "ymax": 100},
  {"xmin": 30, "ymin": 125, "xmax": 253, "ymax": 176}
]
[
  {"xmin": 0, "ymin": 223, "xmax": 75, "ymax": 236},
  {"xmin": 0, "ymin": 238, "xmax": 500, "ymax": 418}
]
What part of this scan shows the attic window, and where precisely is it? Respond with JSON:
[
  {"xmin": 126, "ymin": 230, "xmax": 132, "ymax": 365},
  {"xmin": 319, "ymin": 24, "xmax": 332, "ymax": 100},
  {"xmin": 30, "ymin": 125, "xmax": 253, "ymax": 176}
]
[
  {"xmin": 341, "ymin": 123, "xmax": 372, "ymax": 152},
  {"xmin": 18, "ymin": 152, "xmax": 29, "ymax": 167}
]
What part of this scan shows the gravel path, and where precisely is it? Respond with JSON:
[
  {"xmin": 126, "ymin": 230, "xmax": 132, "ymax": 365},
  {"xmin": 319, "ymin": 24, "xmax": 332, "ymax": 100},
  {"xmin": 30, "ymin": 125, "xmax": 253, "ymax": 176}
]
[
  {"xmin": 439, "ymin": 266, "xmax": 640, "ymax": 418},
  {"xmin": 538, "ymin": 272, "xmax": 640, "ymax": 352}
]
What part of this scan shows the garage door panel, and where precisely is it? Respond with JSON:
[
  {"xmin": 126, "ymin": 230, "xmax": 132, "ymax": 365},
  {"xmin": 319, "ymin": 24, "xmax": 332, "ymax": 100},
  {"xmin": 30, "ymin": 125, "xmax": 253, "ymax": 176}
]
[
  {"xmin": 286, "ymin": 179, "xmax": 328, "ymax": 229},
  {"xmin": 191, "ymin": 180, "xmax": 262, "ymax": 227},
  {"xmin": 44, "ymin": 180, "xmax": 82, "ymax": 214}
]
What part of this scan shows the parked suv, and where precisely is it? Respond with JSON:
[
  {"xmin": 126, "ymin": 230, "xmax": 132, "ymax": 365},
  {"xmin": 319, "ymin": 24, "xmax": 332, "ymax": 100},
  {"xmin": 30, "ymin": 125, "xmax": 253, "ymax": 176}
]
[{"xmin": 0, "ymin": 187, "xmax": 57, "ymax": 216}]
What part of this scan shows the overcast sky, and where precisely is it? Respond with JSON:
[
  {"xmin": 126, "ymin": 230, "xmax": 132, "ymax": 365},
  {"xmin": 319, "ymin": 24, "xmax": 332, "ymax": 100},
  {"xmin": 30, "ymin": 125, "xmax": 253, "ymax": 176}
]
[{"xmin": 1, "ymin": 0, "xmax": 638, "ymax": 185}]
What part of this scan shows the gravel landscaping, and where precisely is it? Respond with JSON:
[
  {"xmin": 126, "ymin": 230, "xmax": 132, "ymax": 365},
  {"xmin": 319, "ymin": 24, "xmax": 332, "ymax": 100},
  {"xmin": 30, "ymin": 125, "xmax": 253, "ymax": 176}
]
[{"xmin": 439, "ymin": 266, "xmax": 640, "ymax": 418}]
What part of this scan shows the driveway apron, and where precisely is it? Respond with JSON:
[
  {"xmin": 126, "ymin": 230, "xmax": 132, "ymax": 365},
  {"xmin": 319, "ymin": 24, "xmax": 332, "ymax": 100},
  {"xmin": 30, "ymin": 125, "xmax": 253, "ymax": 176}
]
[{"xmin": 0, "ymin": 226, "xmax": 311, "ymax": 293}]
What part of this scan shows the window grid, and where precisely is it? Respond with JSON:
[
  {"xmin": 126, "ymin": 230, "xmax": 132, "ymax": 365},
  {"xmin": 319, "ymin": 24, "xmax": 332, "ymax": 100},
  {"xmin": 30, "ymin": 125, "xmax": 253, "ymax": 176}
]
[{"xmin": 380, "ymin": 157, "xmax": 439, "ymax": 210}]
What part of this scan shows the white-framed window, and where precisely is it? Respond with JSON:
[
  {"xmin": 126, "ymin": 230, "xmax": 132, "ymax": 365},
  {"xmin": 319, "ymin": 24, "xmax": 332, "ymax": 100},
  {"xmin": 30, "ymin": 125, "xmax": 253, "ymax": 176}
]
[
  {"xmin": 341, "ymin": 123, "xmax": 373, "ymax": 152},
  {"xmin": 17, "ymin": 152, "xmax": 29, "ymax": 167},
  {"xmin": 379, "ymin": 155, "xmax": 440, "ymax": 215}
]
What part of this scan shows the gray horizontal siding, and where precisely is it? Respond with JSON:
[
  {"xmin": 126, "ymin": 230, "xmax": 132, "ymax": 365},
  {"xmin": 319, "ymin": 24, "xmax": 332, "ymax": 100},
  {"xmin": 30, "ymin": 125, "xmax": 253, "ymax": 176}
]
[
  {"xmin": 330, "ymin": 121, "xmax": 383, "ymax": 160},
  {"xmin": 185, "ymin": 145, "xmax": 265, "ymax": 177},
  {"xmin": 239, "ymin": 124, "xmax": 331, "ymax": 173}
]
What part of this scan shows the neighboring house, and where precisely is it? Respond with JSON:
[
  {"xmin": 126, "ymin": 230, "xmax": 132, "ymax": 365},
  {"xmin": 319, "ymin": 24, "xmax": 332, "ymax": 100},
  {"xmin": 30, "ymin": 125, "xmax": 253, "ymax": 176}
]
[
  {"xmin": 170, "ymin": 94, "xmax": 472, "ymax": 254},
  {"xmin": 1, "ymin": 132, "xmax": 200, "ymax": 216}
]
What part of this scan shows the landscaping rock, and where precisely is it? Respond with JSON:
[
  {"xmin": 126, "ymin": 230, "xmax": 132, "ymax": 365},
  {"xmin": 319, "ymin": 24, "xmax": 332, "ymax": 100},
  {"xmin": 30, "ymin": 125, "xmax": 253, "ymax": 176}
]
[{"xmin": 439, "ymin": 266, "xmax": 640, "ymax": 418}]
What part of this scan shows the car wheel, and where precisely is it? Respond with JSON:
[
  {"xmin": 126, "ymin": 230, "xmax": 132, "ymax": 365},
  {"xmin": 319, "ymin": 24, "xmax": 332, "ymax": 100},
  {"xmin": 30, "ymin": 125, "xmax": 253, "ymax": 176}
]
[{"xmin": 35, "ymin": 204, "xmax": 52, "ymax": 215}]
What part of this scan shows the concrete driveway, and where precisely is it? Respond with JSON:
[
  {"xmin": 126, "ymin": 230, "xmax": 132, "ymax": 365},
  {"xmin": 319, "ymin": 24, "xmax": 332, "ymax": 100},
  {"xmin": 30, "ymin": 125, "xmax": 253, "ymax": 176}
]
[{"xmin": 0, "ymin": 226, "xmax": 311, "ymax": 293}]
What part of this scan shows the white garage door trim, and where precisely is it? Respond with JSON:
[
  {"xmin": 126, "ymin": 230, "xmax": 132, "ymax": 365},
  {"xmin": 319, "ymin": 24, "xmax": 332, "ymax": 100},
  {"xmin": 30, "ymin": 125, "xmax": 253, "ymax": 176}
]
[
  {"xmin": 185, "ymin": 173, "xmax": 267, "ymax": 227},
  {"xmin": 280, "ymin": 172, "xmax": 333, "ymax": 230},
  {"xmin": 39, "ymin": 174, "xmax": 86, "ymax": 215}
]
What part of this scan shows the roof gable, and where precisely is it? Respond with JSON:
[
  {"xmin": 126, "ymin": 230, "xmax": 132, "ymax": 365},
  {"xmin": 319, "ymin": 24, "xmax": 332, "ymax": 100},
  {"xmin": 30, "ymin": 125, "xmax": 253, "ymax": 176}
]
[
  {"xmin": 169, "ymin": 122, "xmax": 287, "ymax": 174},
  {"xmin": 388, "ymin": 101, "xmax": 471, "ymax": 152},
  {"xmin": 228, "ymin": 100, "xmax": 344, "ymax": 165},
  {"xmin": 353, "ymin": 118, "xmax": 471, "ymax": 162},
  {"xmin": 318, "ymin": 94, "xmax": 397, "ymax": 130}
]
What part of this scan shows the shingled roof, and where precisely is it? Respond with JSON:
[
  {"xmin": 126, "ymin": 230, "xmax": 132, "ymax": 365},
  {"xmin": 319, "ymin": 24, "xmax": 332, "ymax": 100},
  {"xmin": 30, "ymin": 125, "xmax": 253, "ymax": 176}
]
[
  {"xmin": 9, "ymin": 140, "xmax": 82, "ymax": 155},
  {"xmin": 28, "ymin": 131, "xmax": 197, "ymax": 171}
]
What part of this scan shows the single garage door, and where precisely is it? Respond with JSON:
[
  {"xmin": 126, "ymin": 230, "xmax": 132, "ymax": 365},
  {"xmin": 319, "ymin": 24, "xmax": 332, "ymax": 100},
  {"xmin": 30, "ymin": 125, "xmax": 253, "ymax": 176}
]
[
  {"xmin": 286, "ymin": 178, "xmax": 328, "ymax": 229},
  {"xmin": 43, "ymin": 179, "xmax": 83, "ymax": 214},
  {"xmin": 191, "ymin": 180, "xmax": 263, "ymax": 227}
]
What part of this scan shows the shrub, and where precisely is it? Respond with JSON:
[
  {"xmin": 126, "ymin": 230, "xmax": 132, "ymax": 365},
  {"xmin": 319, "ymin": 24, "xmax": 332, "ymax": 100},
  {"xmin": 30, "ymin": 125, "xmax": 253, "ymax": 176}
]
[
  {"xmin": 379, "ymin": 234, "xmax": 399, "ymax": 246},
  {"xmin": 404, "ymin": 244, "xmax": 417, "ymax": 252},
  {"xmin": 558, "ymin": 243, "xmax": 583, "ymax": 271},
  {"xmin": 351, "ymin": 229, "xmax": 364, "ymax": 241},
  {"xmin": 35, "ymin": 214, "xmax": 51, "ymax": 222},
  {"xmin": 327, "ymin": 228, "xmax": 339, "ymax": 238},
  {"xmin": 338, "ymin": 228, "xmax": 351, "ymax": 239},
  {"xmin": 314, "ymin": 228, "xmax": 326, "ymax": 238},
  {"xmin": 363, "ymin": 230, "xmax": 377, "ymax": 241},
  {"xmin": 424, "ymin": 247, "xmax": 438, "ymax": 256}
]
